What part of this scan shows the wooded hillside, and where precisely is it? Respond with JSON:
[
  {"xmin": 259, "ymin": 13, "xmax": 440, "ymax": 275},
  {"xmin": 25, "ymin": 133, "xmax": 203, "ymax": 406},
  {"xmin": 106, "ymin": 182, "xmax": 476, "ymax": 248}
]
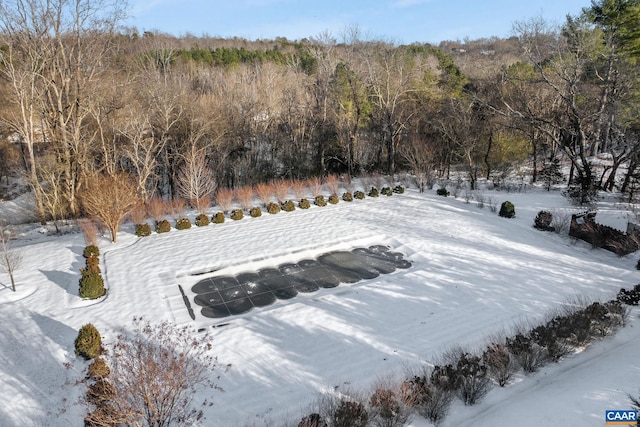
[{"xmin": 1, "ymin": 0, "xmax": 639, "ymax": 223}]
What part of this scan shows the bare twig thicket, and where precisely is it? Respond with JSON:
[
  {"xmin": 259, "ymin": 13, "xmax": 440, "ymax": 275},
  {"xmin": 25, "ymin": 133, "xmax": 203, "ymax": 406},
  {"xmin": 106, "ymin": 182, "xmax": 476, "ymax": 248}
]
[
  {"xmin": 147, "ymin": 198, "xmax": 170, "ymax": 222},
  {"xmin": 255, "ymin": 183, "xmax": 274, "ymax": 207},
  {"xmin": 273, "ymin": 179, "xmax": 290, "ymax": 203},
  {"xmin": 215, "ymin": 188, "xmax": 235, "ymax": 212},
  {"xmin": 307, "ymin": 177, "xmax": 323, "ymax": 196},
  {"xmin": 290, "ymin": 179, "xmax": 308, "ymax": 200},
  {"xmin": 324, "ymin": 174, "xmax": 340, "ymax": 196},
  {"xmin": 77, "ymin": 219, "xmax": 98, "ymax": 246},
  {"xmin": 128, "ymin": 203, "xmax": 148, "ymax": 225},
  {"xmin": 170, "ymin": 197, "xmax": 187, "ymax": 220},
  {"xmin": 234, "ymin": 186, "xmax": 254, "ymax": 210}
]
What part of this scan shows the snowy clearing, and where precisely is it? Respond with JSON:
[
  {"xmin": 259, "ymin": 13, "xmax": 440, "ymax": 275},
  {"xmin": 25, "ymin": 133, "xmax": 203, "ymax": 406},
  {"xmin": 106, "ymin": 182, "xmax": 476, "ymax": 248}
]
[{"xmin": 0, "ymin": 186, "xmax": 638, "ymax": 426}]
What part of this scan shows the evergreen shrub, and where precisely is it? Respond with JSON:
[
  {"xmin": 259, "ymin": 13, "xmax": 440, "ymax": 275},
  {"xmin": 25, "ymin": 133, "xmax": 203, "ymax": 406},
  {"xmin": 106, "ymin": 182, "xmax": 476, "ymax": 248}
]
[
  {"xmin": 135, "ymin": 223, "xmax": 152, "ymax": 236},
  {"xmin": 354, "ymin": 191, "xmax": 365, "ymax": 200},
  {"xmin": 534, "ymin": 210, "xmax": 554, "ymax": 231},
  {"xmin": 314, "ymin": 195, "xmax": 327, "ymax": 206},
  {"xmin": 155, "ymin": 219, "xmax": 171, "ymax": 233},
  {"xmin": 250, "ymin": 207, "xmax": 262, "ymax": 217},
  {"xmin": 195, "ymin": 213, "xmax": 210, "ymax": 227},
  {"xmin": 230, "ymin": 209, "xmax": 244, "ymax": 220},
  {"xmin": 79, "ymin": 270, "xmax": 106, "ymax": 299},
  {"xmin": 75, "ymin": 323, "xmax": 102, "ymax": 360},
  {"xmin": 393, "ymin": 185, "xmax": 405, "ymax": 194},
  {"xmin": 499, "ymin": 201, "xmax": 516, "ymax": 218},
  {"xmin": 436, "ymin": 187, "xmax": 449, "ymax": 197},
  {"xmin": 267, "ymin": 202, "xmax": 281, "ymax": 214},
  {"xmin": 381, "ymin": 187, "xmax": 393, "ymax": 196},
  {"xmin": 299, "ymin": 198, "xmax": 311, "ymax": 209},
  {"xmin": 281, "ymin": 200, "xmax": 295, "ymax": 212},
  {"xmin": 342, "ymin": 192, "xmax": 353, "ymax": 202},
  {"xmin": 617, "ymin": 284, "xmax": 640, "ymax": 306},
  {"xmin": 85, "ymin": 255, "xmax": 100, "ymax": 273},
  {"xmin": 368, "ymin": 187, "xmax": 379, "ymax": 197},
  {"xmin": 328, "ymin": 194, "xmax": 339, "ymax": 204},
  {"xmin": 175, "ymin": 217, "xmax": 192, "ymax": 230},
  {"xmin": 212, "ymin": 212, "xmax": 225, "ymax": 224},
  {"xmin": 83, "ymin": 245, "xmax": 99, "ymax": 258}
]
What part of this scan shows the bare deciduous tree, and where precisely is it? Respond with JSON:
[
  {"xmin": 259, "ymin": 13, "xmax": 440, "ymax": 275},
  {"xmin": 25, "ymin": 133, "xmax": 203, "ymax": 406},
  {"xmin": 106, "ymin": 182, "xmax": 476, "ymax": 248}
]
[
  {"xmin": 0, "ymin": 222, "xmax": 22, "ymax": 292},
  {"xmin": 79, "ymin": 173, "xmax": 139, "ymax": 243},
  {"xmin": 36, "ymin": 157, "xmax": 68, "ymax": 232},
  {"xmin": 84, "ymin": 317, "xmax": 225, "ymax": 426},
  {"xmin": 400, "ymin": 136, "xmax": 438, "ymax": 192},
  {"xmin": 176, "ymin": 152, "xmax": 216, "ymax": 214}
]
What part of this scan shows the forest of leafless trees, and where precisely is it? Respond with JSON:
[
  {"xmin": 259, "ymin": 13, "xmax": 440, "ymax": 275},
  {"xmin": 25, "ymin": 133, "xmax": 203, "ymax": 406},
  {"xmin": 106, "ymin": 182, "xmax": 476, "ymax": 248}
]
[{"xmin": 0, "ymin": 0, "xmax": 639, "ymax": 224}]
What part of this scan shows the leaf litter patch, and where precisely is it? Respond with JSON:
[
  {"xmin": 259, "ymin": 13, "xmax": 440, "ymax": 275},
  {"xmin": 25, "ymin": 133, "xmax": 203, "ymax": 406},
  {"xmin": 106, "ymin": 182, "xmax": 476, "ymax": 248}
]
[{"xmin": 189, "ymin": 245, "xmax": 411, "ymax": 318}]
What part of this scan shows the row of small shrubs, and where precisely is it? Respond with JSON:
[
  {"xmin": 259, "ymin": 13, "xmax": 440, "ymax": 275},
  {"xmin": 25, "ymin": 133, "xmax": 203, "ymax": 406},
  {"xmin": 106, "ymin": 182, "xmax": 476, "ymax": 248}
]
[
  {"xmin": 79, "ymin": 245, "xmax": 106, "ymax": 299},
  {"xmin": 617, "ymin": 284, "xmax": 640, "ymax": 306},
  {"xmin": 295, "ymin": 296, "xmax": 630, "ymax": 426},
  {"xmin": 75, "ymin": 324, "xmax": 115, "ymax": 425},
  {"xmin": 133, "ymin": 186, "xmax": 404, "ymax": 236}
]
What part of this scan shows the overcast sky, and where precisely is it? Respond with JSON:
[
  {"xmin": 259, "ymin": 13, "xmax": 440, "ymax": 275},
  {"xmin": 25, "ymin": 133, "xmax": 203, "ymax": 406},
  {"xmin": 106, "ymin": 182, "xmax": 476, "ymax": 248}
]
[{"xmin": 125, "ymin": 0, "xmax": 590, "ymax": 44}]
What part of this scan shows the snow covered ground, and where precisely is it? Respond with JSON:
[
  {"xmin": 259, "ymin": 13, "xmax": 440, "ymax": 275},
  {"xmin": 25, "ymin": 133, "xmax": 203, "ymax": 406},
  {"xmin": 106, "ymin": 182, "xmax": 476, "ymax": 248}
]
[{"xmin": 0, "ymin": 185, "xmax": 638, "ymax": 426}]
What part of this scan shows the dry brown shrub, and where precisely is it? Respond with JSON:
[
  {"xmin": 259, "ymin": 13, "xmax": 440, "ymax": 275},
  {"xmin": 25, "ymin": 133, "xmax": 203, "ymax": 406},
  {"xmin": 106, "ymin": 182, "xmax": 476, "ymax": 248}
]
[
  {"xmin": 194, "ymin": 194, "xmax": 211, "ymax": 214},
  {"xmin": 324, "ymin": 174, "xmax": 340, "ymax": 196},
  {"xmin": 373, "ymin": 173, "xmax": 386, "ymax": 190},
  {"xmin": 215, "ymin": 188, "xmax": 234, "ymax": 213},
  {"xmin": 307, "ymin": 177, "xmax": 323, "ymax": 196},
  {"xmin": 273, "ymin": 179, "xmax": 290, "ymax": 203},
  {"xmin": 78, "ymin": 219, "xmax": 98, "ymax": 246},
  {"xmin": 255, "ymin": 183, "xmax": 274, "ymax": 206},
  {"xmin": 343, "ymin": 177, "xmax": 355, "ymax": 193},
  {"xmin": 147, "ymin": 198, "xmax": 169, "ymax": 222},
  {"xmin": 234, "ymin": 186, "xmax": 254, "ymax": 210},
  {"xmin": 170, "ymin": 197, "xmax": 186, "ymax": 220},
  {"xmin": 129, "ymin": 203, "xmax": 147, "ymax": 224},
  {"xmin": 290, "ymin": 179, "xmax": 308, "ymax": 200}
]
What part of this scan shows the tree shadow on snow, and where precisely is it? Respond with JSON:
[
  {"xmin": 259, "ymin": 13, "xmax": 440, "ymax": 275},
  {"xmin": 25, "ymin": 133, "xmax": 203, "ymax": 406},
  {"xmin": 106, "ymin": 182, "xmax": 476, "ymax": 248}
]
[
  {"xmin": 40, "ymin": 269, "xmax": 78, "ymax": 296},
  {"xmin": 0, "ymin": 308, "xmax": 82, "ymax": 426}
]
